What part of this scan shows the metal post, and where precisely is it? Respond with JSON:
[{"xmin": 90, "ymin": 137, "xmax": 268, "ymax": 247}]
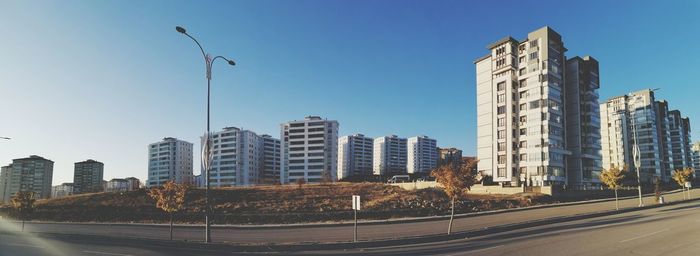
[
  {"xmin": 205, "ymin": 70, "xmax": 212, "ymax": 243},
  {"xmin": 631, "ymin": 98, "xmax": 644, "ymax": 207},
  {"xmin": 354, "ymin": 209, "xmax": 357, "ymax": 242}
]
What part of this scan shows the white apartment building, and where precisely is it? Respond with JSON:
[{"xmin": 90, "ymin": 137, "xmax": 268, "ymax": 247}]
[
  {"xmin": 407, "ymin": 136, "xmax": 438, "ymax": 175},
  {"xmin": 600, "ymin": 89, "xmax": 672, "ymax": 183},
  {"xmin": 147, "ymin": 137, "xmax": 193, "ymax": 187},
  {"xmin": 337, "ymin": 134, "xmax": 374, "ymax": 180},
  {"xmin": 475, "ymin": 26, "xmax": 580, "ymax": 186},
  {"xmin": 0, "ymin": 155, "xmax": 54, "ymax": 203},
  {"xmin": 280, "ymin": 116, "xmax": 339, "ymax": 183},
  {"xmin": 207, "ymin": 127, "xmax": 280, "ymax": 187},
  {"xmin": 51, "ymin": 183, "xmax": 73, "ymax": 199},
  {"xmin": 262, "ymin": 135, "xmax": 282, "ymax": 184},
  {"xmin": 373, "ymin": 135, "xmax": 407, "ymax": 176},
  {"xmin": 692, "ymin": 142, "xmax": 700, "ymax": 177}
]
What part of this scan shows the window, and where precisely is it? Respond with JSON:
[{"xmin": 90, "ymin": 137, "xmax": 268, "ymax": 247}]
[
  {"xmin": 519, "ymin": 141, "xmax": 527, "ymax": 148},
  {"xmin": 519, "ymin": 116, "xmax": 527, "ymax": 123},
  {"xmin": 520, "ymin": 128, "xmax": 527, "ymax": 135},
  {"xmin": 498, "ymin": 130, "xmax": 506, "ymax": 139},
  {"xmin": 520, "ymin": 154, "xmax": 527, "ymax": 162},
  {"xmin": 496, "ymin": 58, "xmax": 506, "ymax": 67},
  {"xmin": 498, "ymin": 142, "xmax": 506, "ymax": 151},
  {"xmin": 498, "ymin": 168, "xmax": 506, "ymax": 177},
  {"xmin": 529, "ymin": 39, "xmax": 538, "ymax": 48},
  {"xmin": 529, "ymin": 52, "xmax": 538, "ymax": 61},
  {"xmin": 497, "ymin": 106, "xmax": 506, "ymax": 115},
  {"xmin": 498, "ymin": 155, "xmax": 506, "ymax": 164},
  {"xmin": 530, "ymin": 100, "xmax": 540, "ymax": 109},
  {"xmin": 519, "ymin": 68, "xmax": 526, "ymax": 76},
  {"xmin": 518, "ymin": 56, "xmax": 525, "ymax": 63},
  {"xmin": 519, "ymin": 79, "xmax": 527, "ymax": 88},
  {"xmin": 497, "ymin": 82, "xmax": 506, "ymax": 91},
  {"xmin": 519, "ymin": 91, "xmax": 528, "ymax": 99},
  {"xmin": 498, "ymin": 117, "xmax": 506, "ymax": 127},
  {"xmin": 519, "ymin": 103, "xmax": 527, "ymax": 111},
  {"xmin": 497, "ymin": 94, "xmax": 506, "ymax": 103}
]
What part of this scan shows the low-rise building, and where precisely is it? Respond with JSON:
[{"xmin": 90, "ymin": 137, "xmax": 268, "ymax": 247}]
[{"xmin": 51, "ymin": 183, "xmax": 74, "ymax": 198}]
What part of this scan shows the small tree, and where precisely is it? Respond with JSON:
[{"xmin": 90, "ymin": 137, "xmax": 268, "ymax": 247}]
[
  {"xmin": 148, "ymin": 181, "xmax": 188, "ymax": 240},
  {"xmin": 654, "ymin": 176, "xmax": 662, "ymax": 203},
  {"xmin": 599, "ymin": 165, "xmax": 626, "ymax": 210},
  {"xmin": 430, "ymin": 158, "xmax": 479, "ymax": 235},
  {"xmin": 11, "ymin": 191, "xmax": 36, "ymax": 232},
  {"xmin": 672, "ymin": 167, "xmax": 693, "ymax": 200}
]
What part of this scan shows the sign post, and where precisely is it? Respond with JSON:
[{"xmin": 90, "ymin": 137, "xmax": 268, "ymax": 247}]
[{"xmin": 352, "ymin": 195, "xmax": 360, "ymax": 242}]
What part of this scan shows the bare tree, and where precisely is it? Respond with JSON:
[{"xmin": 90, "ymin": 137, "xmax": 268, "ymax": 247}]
[
  {"xmin": 148, "ymin": 181, "xmax": 188, "ymax": 240},
  {"xmin": 430, "ymin": 158, "xmax": 479, "ymax": 235},
  {"xmin": 296, "ymin": 178, "xmax": 306, "ymax": 190},
  {"xmin": 11, "ymin": 191, "xmax": 36, "ymax": 232},
  {"xmin": 599, "ymin": 165, "xmax": 626, "ymax": 210},
  {"xmin": 672, "ymin": 167, "xmax": 693, "ymax": 200}
]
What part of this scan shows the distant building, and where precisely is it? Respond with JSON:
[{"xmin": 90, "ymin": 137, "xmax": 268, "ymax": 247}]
[
  {"xmin": 373, "ymin": 135, "xmax": 407, "ymax": 176},
  {"xmin": 51, "ymin": 183, "xmax": 74, "ymax": 198},
  {"xmin": 262, "ymin": 135, "xmax": 282, "ymax": 184},
  {"xmin": 0, "ymin": 155, "xmax": 54, "ymax": 203},
  {"xmin": 147, "ymin": 137, "xmax": 193, "ymax": 187},
  {"xmin": 125, "ymin": 177, "xmax": 141, "ymax": 190},
  {"xmin": 407, "ymin": 136, "xmax": 438, "ymax": 174},
  {"xmin": 0, "ymin": 165, "xmax": 11, "ymax": 204},
  {"xmin": 438, "ymin": 147, "xmax": 463, "ymax": 165},
  {"xmin": 73, "ymin": 159, "xmax": 104, "ymax": 194},
  {"xmin": 280, "ymin": 116, "xmax": 339, "ymax": 183},
  {"xmin": 693, "ymin": 142, "xmax": 700, "ymax": 178},
  {"xmin": 106, "ymin": 179, "xmax": 129, "ymax": 192},
  {"xmin": 338, "ymin": 134, "xmax": 374, "ymax": 180}
]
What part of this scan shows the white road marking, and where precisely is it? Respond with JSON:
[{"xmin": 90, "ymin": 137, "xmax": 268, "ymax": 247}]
[
  {"xmin": 6, "ymin": 243, "xmax": 44, "ymax": 248},
  {"xmin": 618, "ymin": 229, "xmax": 669, "ymax": 243},
  {"xmin": 82, "ymin": 251, "xmax": 134, "ymax": 256}
]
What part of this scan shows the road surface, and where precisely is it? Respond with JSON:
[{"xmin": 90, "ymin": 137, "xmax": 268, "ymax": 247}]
[{"xmin": 1, "ymin": 197, "xmax": 699, "ymax": 255}]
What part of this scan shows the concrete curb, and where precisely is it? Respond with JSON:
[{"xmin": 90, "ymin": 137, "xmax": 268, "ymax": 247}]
[{"xmin": 22, "ymin": 189, "xmax": 686, "ymax": 229}]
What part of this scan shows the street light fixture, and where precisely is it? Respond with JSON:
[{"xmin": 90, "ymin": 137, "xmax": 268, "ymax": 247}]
[
  {"xmin": 629, "ymin": 88, "xmax": 660, "ymax": 207},
  {"xmin": 0, "ymin": 137, "xmax": 10, "ymax": 140},
  {"xmin": 175, "ymin": 25, "xmax": 235, "ymax": 243}
]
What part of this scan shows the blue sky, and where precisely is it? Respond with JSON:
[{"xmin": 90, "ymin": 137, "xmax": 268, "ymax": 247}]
[{"xmin": 1, "ymin": 0, "xmax": 699, "ymax": 184}]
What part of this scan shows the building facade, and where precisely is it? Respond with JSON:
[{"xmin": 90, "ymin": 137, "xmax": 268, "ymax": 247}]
[
  {"xmin": 692, "ymin": 142, "xmax": 700, "ymax": 178},
  {"xmin": 73, "ymin": 159, "xmax": 104, "ymax": 194},
  {"xmin": 438, "ymin": 147, "xmax": 463, "ymax": 166},
  {"xmin": 0, "ymin": 155, "xmax": 54, "ymax": 203},
  {"xmin": 261, "ymin": 135, "xmax": 282, "ymax": 184},
  {"xmin": 475, "ymin": 26, "xmax": 597, "ymax": 187},
  {"xmin": 207, "ymin": 127, "xmax": 264, "ymax": 187},
  {"xmin": 280, "ymin": 116, "xmax": 339, "ymax": 183},
  {"xmin": 600, "ymin": 90, "xmax": 673, "ymax": 183},
  {"xmin": 372, "ymin": 135, "xmax": 407, "ymax": 176},
  {"xmin": 668, "ymin": 111, "xmax": 693, "ymax": 171},
  {"xmin": 564, "ymin": 56, "xmax": 603, "ymax": 188},
  {"xmin": 337, "ymin": 134, "xmax": 374, "ymax": 180},
  {"xmin": 147, "ymin": 137, "xmax": 193, "ymax": 187},
  {"xmin": 0, "ymin": 165, "xmax": 11, "ymax": 204},
  {"xmin": 51, "ymin": 183, "xmax": 74, "ymax": 198},
  {"xmin": 407, "ymin": 136, "xmax": 438, "ymax": 174}
]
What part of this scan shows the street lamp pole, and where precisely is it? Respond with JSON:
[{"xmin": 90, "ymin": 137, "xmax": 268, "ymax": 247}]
[
  {"xmin": 629, "ymin": 88, "xmax": 659, "ymax": 207},
  {"xmin": 176, "ymin": 26, "xmax": 235, "ymax": 243}
]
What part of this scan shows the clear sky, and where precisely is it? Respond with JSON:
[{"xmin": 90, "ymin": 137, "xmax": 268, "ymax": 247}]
[{"xmin": 1, "ymin": 0, "xmax": 699, "ymax": 185}]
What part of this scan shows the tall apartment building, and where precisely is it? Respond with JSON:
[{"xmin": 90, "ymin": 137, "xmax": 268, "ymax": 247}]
[
  {"xmin": 600, "ymin": 89, "xmax": 681, "ymax": 183},
  {"xmin": 73, "ymin": 159, "xmax": 104, "ymax": 194},
  {"xmin": 475, "ymin": 26, "xmax": 599, "ymax": 187},
  {"xmin": 280, "ymin": 116, "xmax": 339, "ymax": 183},
  {"xmin": 668, "ymin": 111, "xmax": 693, "ymax": 171},
  {"xmin": 147, "ymin": 137, "xmax": 193, "ymax": 187},
  {"xmin": 0, "ymin": 155, "xmax": 54, "ymax": 203},
  {"xmin": 564, "ymin": 56, "xmax": 603, "ymax": 188},
  {"xmin": 0, "ymin": 165, "xmax": 11, "ymax": 204},
  {"xmin": 207, "ymin": 127, "xmax": 263, "ymax": 187},
  {"xmin": 438, "ymin": 147, "xmax": 463, "ymax": 165},
  {"xmin": 407, "ymin": 136, "xmax": 438, "ymax": 174},
  {"xmin": 692, "ymin": 142, "xmax": 700, "ymax": 177},
  {"xmin": 262, "ymin": 135, "xmax": 281, "ymax": 184},
  {"xmin": 337, "ymin": 134, "xmax": 374, "ymax": 180},
  {"xmin": 373, "ymin": 135, "xmax": 407, "ymax": 176}
]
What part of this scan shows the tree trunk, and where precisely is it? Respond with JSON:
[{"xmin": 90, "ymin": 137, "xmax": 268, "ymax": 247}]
[
  {"xmin": 614, "ymin": 189, "xmax": 619, "ymax": 211},
  {"xmin": 169, "ymin": 212, "xmax": 174, "ymax": 240},
  {"xmin": 448, "ymin": 197, "xmax": 455, "ymax": 235},
  {"xmin": 21, "ymin": 219, "xmax": 25, "ymax": 232}
]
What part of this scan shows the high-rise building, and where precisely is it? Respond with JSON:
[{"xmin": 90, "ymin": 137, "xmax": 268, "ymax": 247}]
[
  {"xmin": 475, "ymin": 26, "xmax": 597, "ymax": 187},
  {"xmin": 600, "ymin": 89, "xmax": 682, "ymax": 183},
  {"xmin": 261, "ymin": 135, "xmax": 282, "ymax": 184},
  {"xmin": 564, "ymin": 56, "xmax": 603, "ymax": 188},
  {"xmin": 438, "ymin": 147, "xmax": 463, "ymax": 166},
  {"xmin": 407, "ymin": 136, "xmax": 438, "ymax": 174},
  {"xmin": 280, "ymin": 116, "xmax": 339, "ymax": 183},
  {"xmin": 73, "ymin": 159, "xmax": 104, "ymax": 194},
  {"xmin": 337, "ymin": 134, "xmax": 374, "ymax": 180},
  {"xmin": 207, "ymin": 127, "xmax": 264, "ymax": 187},
  {"xmin": 51, "ymin": 183, "xmax": 74, "ymax": 198},
  {"xmin": 147, "ymin": 137, "xmax": 193, "ymax": 187},
  {"xmin": 692, "ymin": 142, "xmax": 700, "ymax": 178},
  {"xmin": 0, "ymin": 165, "xmax": 11, "ymax": 204},
  {"xmin": 1, "ymin": 155, "xmax": 54, "ymax": 203},
  {"xmin": 373, "ymin": 135, "xmax": 407, "ymax": 176},
  {"xmin": 668, "ymin": 111, "xmax": 693, "ymax": 171}
]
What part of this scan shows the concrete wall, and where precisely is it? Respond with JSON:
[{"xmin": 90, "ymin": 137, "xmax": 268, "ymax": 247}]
[{"xmin": 389, "ymin": 181, "xmax": 539, "ymax": 195}]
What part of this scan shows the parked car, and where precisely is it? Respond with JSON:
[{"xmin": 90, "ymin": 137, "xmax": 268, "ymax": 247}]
[{"xmin": 387, "ymin": 175, "xmax": 411, "ymax": 183}]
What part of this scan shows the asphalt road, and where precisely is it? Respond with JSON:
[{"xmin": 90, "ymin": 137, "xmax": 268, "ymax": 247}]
[
  {"xmin": 1, "ymin": 190, "xmax": 693, "ymax": 244},
  {"xmin": 1, "ymin": 198, "xmax": 699, "ymax": 255}
]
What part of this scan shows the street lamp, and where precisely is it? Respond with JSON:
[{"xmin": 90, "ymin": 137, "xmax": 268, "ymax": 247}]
[
  {"xmin": 0, "ymin": 137, "xmax": 10, "ymax": 140},
  {"xmin": 176, "ymin": 25, "xmax": 235, "ymax": 243},
  {"xmin": 629, "ymin": 88, "xmax": 660, "ymax": 207}
]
